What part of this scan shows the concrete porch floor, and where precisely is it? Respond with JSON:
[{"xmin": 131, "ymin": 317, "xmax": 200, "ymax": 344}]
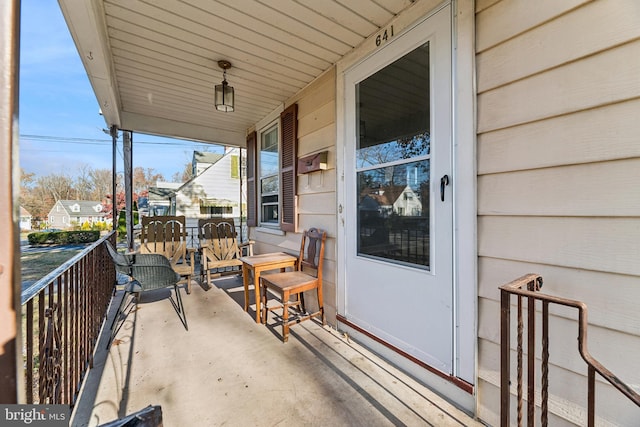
[{"xmin": 71, "ymin": 275, "xmax": 482, "ymax": 427}]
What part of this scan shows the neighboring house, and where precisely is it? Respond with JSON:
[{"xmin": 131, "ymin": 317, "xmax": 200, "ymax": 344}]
[
  {"xmin": 192, "ymin": 150, "xmax": 223, "ymax": 177},
  {"xmin": 55, "ymin": 1, "xmax": 640, "ymax": 425},
  {"xmin": 136, "ymin": 196, "xmax": 149, "ymax": 217},
  {"xmin": 47, "ymin": 200, "xmax": 108, "ymax": 229},
  {"xmin": 147, "ymin": 182, "xmax": 181, "ymax": 217},
  {"xmin": 19, "ymin": 207, "xmax": 32, "ymax": 230},
  {"xmin": 360, "ymin": 185, "xmax": 424, "ymax": 218},
  {"xmin": 171, "ymin": 148, "xmax": 243, "ymax": 219}
]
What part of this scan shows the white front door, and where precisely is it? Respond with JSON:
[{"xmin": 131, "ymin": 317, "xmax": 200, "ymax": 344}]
[{"xmin": 342, "ymin": 5, "xmax": 453, "ymax": 374}]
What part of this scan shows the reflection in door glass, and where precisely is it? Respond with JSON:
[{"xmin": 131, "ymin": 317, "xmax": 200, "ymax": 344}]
[
  {"xmin": 357, "ymin": 160, "xmax": 430, "ymax": 268},
  {"xmin": 357, "ymin": 132, "xmax": 430, "ymax": 168},
  {"xmin": 355, "ymin": 42, "xmax": 431, "ymax": 269}
]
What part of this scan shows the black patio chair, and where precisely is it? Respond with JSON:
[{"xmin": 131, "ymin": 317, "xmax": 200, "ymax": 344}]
[
  {"xmin": 97, "ymin": 405, "xmax": 163, "ymax": 427},
  {"xmin": 105, "ymin": 240, "xmax": 188, "ymax": 349}
]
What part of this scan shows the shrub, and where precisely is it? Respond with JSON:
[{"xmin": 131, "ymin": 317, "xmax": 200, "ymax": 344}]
[
  {"xmin": 117, "ymin": 210, "xmax": 139, "ymax": 241},
  {"xmin": 92, "ymin": 221, "xmax": 109, "ymax": 231},
  {"xmin": 27, "ymin": 230, "xmax": 100, "ymax": 245}
]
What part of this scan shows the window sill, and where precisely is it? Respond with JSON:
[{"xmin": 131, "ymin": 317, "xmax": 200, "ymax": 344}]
[{"xmin": 255, "ymin": 226, "xmax": 285, "ymax": 236}]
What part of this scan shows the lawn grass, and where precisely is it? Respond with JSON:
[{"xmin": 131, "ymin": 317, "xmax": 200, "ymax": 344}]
[
  {"xmin": 20, "ymin": 247, "xmax": 85, "ymax": 400},
  {"xmin": 19, "ymin": 243, "xmax": 94, "ymax": 402},
  {"xmin": 21, "ymin": 248, "xmax": 83, "ymax": 283}
]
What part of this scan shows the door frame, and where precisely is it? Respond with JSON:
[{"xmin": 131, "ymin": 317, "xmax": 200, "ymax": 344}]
[
  {"xmin": 343, "ymin": 7, "xmax": 454, "ymax": 373},
  {"xmin": 335, "ymin": 0, "xmax": 477, "ymax": 412}
]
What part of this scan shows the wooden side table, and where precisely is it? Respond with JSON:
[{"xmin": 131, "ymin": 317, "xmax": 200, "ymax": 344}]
[{"xmin": 240, "ymin": 252, "xmax": 297, "ymax": 323}]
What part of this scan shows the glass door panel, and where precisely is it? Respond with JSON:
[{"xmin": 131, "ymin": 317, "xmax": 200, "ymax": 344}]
[{"xmin": 355, "ymin": 42, "xmax": 431, "ymax": 269}]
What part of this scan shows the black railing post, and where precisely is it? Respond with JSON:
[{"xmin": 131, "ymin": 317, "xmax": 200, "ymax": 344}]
[{"xmin": 21, "ymin": 232, "xmax": 118, "ymax": 406}]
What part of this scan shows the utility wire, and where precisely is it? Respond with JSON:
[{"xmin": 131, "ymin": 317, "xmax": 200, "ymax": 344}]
[{"xmin": 20, "ymin": 134, "xmax": 219, "ymax": 148}]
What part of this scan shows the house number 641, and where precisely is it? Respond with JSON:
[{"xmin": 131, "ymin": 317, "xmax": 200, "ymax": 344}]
[{"xmin": 375, "ymin": 25, "xmax": 394, "ymax": 47}]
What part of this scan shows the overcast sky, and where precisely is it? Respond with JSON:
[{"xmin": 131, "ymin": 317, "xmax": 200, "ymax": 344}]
[{"xmin": 18, "ymin": 1, "xmax": 222, "ymax": 180}]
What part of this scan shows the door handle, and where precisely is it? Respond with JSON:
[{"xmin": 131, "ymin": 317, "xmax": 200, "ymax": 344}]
[{"xmin": 440, "ymin": 174, "xmax": 450, "ymax": 202}]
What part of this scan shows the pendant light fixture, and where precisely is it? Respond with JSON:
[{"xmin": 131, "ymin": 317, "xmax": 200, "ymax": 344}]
[{"xmin": 215, "ymin": 60, "xmax": 234, "ymax": 112}]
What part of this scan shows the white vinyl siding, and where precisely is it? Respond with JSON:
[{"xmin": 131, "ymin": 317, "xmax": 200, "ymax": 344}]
[
  {"xmin": 250, "ymin": 68, "xmax": 337, "ymax": 322},
  {"xmin": 172, "ymin": 148, "xmax": 243, "ymax": 219},
  {"xmin": 475, "ymin": 0, "xmax": 640, "ymax": 425}
]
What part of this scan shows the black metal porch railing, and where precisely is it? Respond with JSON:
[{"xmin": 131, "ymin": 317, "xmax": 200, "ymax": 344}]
[
  {"xmin": 500, "ymin": 274, "xmax": 640, "ymax": 427},
  {"xmin": 21, "ymin": 232, "xmax": 116, "ymax": 405},
  {"xmin": 184, "ymin": 217, "xmax": 248, "ymax": 249}
]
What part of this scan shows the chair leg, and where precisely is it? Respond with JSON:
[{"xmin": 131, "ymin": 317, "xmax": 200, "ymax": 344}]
[
  {"xmin": 109, "ymin": 290, "xmax": 128, "ymax": 331},
  {"xmin": 282, "ymin": 290, "xmax": 290, "ymax": 343},
  {"xmin": 174, "ymin": 284, "xmax": 188, "ymax": 331},
  {"xmin": 260, "ymin": 280, "xmax": 267, "ymax": 325},
  {"xmin": 317, "ymin": 287, "xmax": 326, "ymax": 325},
  {"xmin": 299, "ymin": 292, "xmax": 306, "ymax": 313},
  {"xmin": 107, "ymin": 290, "xmax": 134, "ymax": 349}
]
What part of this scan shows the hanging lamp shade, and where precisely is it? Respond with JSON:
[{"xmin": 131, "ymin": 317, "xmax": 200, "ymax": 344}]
[{"xmin": 215, "ymin": 60, "xmax": 234, "ymax": 112}]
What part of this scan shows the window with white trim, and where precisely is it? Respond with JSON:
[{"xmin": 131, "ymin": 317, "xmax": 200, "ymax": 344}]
[
  {"xmin": 259, "ymin": 123, "xmax": 279, "ymax": 225},
  {"xmin": 246, "ymin": 103, "xmax": 298, "ymax": 231}
]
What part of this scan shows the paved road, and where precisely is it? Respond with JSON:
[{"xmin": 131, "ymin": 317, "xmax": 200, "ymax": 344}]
[{"xmin": 20, "ymin": 241, "xmax": 91, "ymax": 254}]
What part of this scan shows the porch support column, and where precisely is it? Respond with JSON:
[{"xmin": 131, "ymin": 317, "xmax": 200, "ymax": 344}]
[
  {"xmin": 111, "ymin": 125, "xmax": 118, "ymax": 231},
  {"xmin": 123, "ymin": 131, "xmax": 134, "ymax": 251},
  {"xmin": 0, "ymin": 0, "xmax": 21, "ymax": 404},
  {"xmin": 239, "ymin": 148, "xmax": 244, "ymax": 241}
]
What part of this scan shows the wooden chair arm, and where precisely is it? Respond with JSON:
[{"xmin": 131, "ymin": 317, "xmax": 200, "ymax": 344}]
[
  {"xmin": 239, "ymin": 240, "xmax": 255, "ymax": 256},
  {"xmin": 186, "ymin": 247, "xmax": 196, "ymax": 265}
]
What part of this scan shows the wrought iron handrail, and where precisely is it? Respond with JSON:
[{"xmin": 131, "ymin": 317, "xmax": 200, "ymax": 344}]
[
  {"xmin": 21, "ymin": 231, "xmax": 116, "ymax": 406},
  {"xmin": 500, "ymin": 274, "xmax": 640, "ymax": 427}
]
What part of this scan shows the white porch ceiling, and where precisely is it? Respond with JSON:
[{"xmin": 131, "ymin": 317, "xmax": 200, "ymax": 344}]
[{"xmin": 58, "ymin": 0, "xmax": 417, "ymax": 147}]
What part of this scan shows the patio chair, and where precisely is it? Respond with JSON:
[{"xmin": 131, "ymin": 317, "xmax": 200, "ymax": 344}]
[
  {"xmin": 97, "ymin": 404, "xmax": 163, "ymax": 427},
  {"xmin": 139, "ymin": 215, "xmax": 196, "ymax": 294},
  {"xmin": 105, "ymin": 240, "xmax": 187, "ymax": 348},
  {"xmin": 260, "ymin": 228, "xmax": 326, "ymax": 342},
  {"xmin": 198, "ymin": 218, "xmax": 254, "ymax": 286}
]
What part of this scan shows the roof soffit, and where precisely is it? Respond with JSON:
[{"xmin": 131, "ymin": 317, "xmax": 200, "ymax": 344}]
[
  {"xmin": 59, "ymin": 0, "xmax": 121, "ymax": 127},
  {"xmin": 59, "ymin": 0, "xmax": 422, "ymax": 145}
]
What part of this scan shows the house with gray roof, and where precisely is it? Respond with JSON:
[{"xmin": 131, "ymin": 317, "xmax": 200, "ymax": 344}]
[
  {"xmin": 192, "ymin": 151, "xmax": 223, "ymax": 176},
  {"xmin": 47, "ymin": 200, "xmax": 108, "ymax": 229}
]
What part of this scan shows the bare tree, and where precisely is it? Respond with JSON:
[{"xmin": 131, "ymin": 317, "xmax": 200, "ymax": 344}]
[
  {"xmin": 19, "ymin": 169, "xmax": 49, "ymax": 222},
  {"xmin": 20, "ymin": 168, "xmax": 35, "ymax": 189},
  {"xmin": 75, "ymin": 164, "xmax": 94, "ymax": 200},
  {"xmin": 172, "ymin": 161, "xmax": 193, "ymax": 183},
  {"xmin": 89, "ymin": 168, "xmax": 118, "ymax": 201},
  {"xmin": 38, "ymin": 172, "xmax": 76, "ymax": 202},
  {"xmin": 133, "ymin": 167, "xmax": 165, "ymax": 194}
]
